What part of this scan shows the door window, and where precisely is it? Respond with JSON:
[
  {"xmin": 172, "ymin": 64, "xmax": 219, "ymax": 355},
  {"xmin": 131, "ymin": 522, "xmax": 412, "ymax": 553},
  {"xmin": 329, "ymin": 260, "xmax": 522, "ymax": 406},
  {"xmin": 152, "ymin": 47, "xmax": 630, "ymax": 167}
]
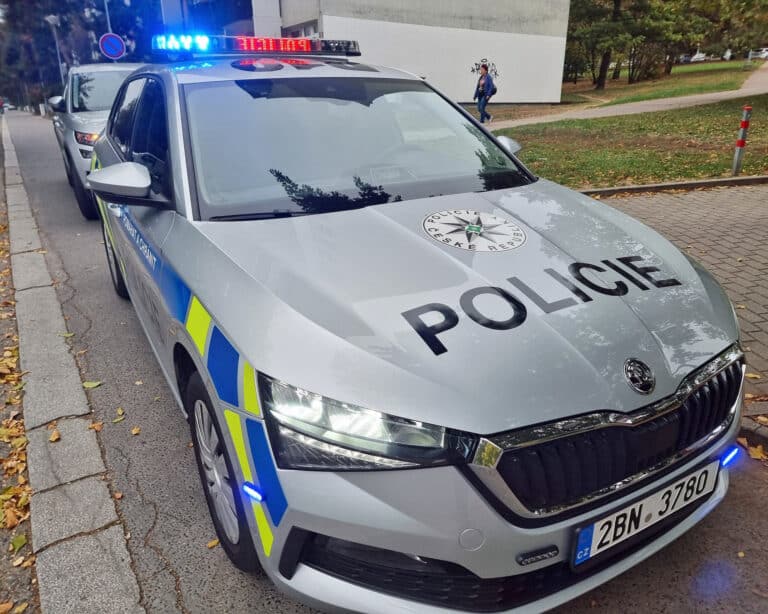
[
  {"xmin": 130, "ymin": 79, "xmax": 172, "ymax": 199},
  {"xmin": 110, "ymin": 78, "xmax": 146, "ymax": 157}
]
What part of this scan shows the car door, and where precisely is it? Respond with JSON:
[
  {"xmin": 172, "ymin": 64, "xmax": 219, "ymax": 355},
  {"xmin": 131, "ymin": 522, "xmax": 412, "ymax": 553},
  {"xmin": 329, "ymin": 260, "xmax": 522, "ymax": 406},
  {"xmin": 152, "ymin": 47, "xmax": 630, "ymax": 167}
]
[{"xmin": 109, "ymin": 77, "xmax": 178, "ymax": 350}]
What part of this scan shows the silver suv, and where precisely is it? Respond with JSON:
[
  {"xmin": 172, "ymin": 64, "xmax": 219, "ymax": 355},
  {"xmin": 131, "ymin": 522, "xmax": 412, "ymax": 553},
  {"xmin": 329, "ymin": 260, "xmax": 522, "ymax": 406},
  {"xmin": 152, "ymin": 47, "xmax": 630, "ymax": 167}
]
[{"xmin": 49, "ymin": 63, "xmax": 140, "ymax": 219}]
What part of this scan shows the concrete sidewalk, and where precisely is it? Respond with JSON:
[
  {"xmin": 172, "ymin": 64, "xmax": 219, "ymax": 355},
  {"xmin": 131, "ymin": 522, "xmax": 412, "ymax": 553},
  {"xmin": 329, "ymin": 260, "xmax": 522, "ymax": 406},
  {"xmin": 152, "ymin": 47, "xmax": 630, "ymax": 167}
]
[
  {"xmin": 493, "ymin": 60, "xmax": 768, "ymax": 130},
  {"xmin": 2, "ymin": 116, "xmax": 143, "ymax": 613}
]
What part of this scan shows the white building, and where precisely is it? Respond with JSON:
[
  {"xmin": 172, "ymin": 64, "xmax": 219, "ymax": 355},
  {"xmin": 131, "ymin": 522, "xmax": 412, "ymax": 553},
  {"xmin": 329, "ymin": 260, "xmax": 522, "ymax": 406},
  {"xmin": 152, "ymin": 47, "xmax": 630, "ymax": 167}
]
[{"xmin": 162, "ymin": 0, "xmax": 570, "ymax": 103}]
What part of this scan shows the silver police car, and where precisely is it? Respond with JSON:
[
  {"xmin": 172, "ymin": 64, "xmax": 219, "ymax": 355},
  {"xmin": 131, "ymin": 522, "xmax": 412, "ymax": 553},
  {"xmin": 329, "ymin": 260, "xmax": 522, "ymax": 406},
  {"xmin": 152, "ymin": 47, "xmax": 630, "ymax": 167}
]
[
  {"xmin": 49, "ymin": 63, "xmax": 140, "ymax": 219},
  {"xmin": 86, "ymin": 35, "xmax": 744, "ymax": 613}
]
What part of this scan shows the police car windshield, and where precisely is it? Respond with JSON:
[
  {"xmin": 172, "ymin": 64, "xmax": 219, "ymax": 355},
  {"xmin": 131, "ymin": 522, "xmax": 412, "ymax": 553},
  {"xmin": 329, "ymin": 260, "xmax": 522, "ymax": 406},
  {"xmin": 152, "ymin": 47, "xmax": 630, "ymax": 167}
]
[
  {"xmin": 185, "ymin": 77, "xmax": 533, "ymax": 219},
  {"xmin": 71, "ymin": 70, "xmax": 134, "ymax": 113}
]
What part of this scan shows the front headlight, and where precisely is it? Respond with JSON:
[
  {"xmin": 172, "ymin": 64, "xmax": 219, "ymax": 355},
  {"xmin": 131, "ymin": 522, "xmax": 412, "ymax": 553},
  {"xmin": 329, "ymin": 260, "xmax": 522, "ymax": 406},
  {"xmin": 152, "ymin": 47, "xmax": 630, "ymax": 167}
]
[{"xmin": 259, "ymin": 373, "xmax": 477, "ymax": 470}]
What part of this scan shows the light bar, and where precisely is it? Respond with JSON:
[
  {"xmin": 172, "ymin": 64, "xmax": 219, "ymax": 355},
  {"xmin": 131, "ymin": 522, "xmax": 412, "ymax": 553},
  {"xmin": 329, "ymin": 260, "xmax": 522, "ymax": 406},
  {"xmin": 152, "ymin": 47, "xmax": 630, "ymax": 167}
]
[
  {"xmin": 721, "ymin": 445, "xmax": 740, "ymax": 467},
  {"xmin": 152, "ymin": 34, "xmax": 360, "ymax": 57}
]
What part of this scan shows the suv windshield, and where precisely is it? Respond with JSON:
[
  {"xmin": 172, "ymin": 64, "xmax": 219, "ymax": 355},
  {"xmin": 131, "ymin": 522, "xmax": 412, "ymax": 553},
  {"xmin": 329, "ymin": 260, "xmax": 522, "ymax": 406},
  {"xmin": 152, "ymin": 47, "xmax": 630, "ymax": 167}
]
[
  {"xmin": 185, "ymin": 77, "xmax": 533, "ymax": 220},
  {"xmin": 71, "ymin": 70, "xmax": 133, "ymax": 113}
]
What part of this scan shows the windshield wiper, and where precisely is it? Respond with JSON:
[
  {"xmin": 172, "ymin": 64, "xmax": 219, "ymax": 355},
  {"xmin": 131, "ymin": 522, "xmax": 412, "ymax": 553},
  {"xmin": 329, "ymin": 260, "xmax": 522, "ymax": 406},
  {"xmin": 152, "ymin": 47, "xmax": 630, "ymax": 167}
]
[{"xmin": 209, "ymin": 210, "xmax": 310, "ymax": 221}]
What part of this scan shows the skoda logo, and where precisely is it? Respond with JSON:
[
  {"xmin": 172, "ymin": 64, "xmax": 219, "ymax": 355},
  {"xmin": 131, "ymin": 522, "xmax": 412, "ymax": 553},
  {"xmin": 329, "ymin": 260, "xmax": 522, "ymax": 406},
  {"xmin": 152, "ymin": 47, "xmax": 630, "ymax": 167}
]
[
  {"xmin": 624, "ymin": 359, "xmax": 655, "ymax": 394},
  {"xmin": 423, "ymin": 210, "xmax": 526, "ymax": 252}
]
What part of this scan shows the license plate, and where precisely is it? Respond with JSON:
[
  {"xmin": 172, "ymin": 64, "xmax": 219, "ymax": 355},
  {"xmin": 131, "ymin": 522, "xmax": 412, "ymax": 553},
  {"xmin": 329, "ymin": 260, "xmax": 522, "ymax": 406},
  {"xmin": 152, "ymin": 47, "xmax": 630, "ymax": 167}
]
[{"xmin": 573, "ymin": 460, "xmax": 719, "ymax": 566}]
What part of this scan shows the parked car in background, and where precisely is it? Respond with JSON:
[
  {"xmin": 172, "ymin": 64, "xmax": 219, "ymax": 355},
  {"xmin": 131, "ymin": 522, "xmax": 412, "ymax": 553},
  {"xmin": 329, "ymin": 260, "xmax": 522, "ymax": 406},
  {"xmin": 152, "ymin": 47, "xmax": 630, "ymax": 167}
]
[
  {"xmin": 690, "ymin": 51, "xmax": 707, "ymax": 62},
  {"xmin": 757, "ymin": 48, "xmax": 768, "ymax": 59},
  {"xmin": 722, "ymin": 49, "xmax": 733, "ymax": 61},
  {"xmin": 48, "ymin": 63, "xmax": 140, "ymax": 219}
]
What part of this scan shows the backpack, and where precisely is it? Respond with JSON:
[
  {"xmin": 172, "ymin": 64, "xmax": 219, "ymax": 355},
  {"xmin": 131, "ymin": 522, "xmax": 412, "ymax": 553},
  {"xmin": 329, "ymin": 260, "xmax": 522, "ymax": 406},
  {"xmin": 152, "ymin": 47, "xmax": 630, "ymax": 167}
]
[{"xmin": 489, "ymin": 83, "xmax": 498, "ymax": 97}]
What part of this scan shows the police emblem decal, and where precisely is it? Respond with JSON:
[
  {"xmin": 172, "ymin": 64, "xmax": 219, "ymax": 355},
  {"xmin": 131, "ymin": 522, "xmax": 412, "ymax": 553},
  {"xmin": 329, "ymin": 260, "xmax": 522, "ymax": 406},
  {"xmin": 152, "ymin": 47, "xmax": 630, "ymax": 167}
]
[
  {"xmin": 624, "ymin": 358, "xmax": 655, "ymax": 394},
  {"xmin": 423, "ymin": 210, "xmax": 526, "ymax": 252}
]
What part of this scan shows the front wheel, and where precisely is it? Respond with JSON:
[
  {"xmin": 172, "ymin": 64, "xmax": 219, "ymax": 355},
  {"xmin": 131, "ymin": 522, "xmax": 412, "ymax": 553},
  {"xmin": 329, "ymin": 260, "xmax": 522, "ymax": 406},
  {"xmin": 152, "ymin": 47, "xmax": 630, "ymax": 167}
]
[
  {"xmin": 186, "ymin": 372, "xmax": 260, "ymax": 572},
  {"xmin": 72, "ymin": 166, "xmax": 99, "ymax": 220}
]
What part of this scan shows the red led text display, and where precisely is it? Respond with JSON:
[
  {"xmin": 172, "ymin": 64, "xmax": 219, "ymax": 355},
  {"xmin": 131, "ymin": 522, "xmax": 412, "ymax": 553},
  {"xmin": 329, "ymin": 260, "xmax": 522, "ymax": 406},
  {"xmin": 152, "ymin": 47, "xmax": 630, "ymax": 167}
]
[{"xmin": 234, "ymin": 37, "xmax": 312, "ymax": 53}]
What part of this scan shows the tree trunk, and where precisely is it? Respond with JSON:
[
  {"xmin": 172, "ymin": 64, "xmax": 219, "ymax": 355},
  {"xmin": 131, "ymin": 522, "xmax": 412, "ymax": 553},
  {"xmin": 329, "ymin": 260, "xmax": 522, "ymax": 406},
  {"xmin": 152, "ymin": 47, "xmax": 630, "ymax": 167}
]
[
  {"xmin": 612, "ymin": 58, "xmax": 622, "ymax": 79},
  {"xmin": 595, "ymin": 51, "xmax": 611, "ymax": 90},
  {"xmin": 664, "ymin": 54, "xmax": 674, "ymax": 75}
]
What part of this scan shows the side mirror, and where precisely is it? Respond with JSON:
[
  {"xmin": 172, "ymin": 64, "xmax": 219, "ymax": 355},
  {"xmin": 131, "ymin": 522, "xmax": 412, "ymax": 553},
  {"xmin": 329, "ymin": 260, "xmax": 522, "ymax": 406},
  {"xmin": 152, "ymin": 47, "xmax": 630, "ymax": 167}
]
[
  {"xmin": 48, "ymin": 96, "xmax": 66, "ymax": 113},
  {"xmin": 88, "ymin": 162, "xmax": 151, "ymax": 199},
  {"xmin": 497, "ymin": 135, "xmax": 522, "ymax": 156}
]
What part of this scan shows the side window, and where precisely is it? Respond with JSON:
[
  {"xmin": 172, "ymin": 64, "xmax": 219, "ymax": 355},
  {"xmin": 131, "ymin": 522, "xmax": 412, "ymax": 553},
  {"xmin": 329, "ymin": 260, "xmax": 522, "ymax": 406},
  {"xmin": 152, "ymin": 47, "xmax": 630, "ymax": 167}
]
[
  {"xmin": 110, "ymin": 78, "xmax": 146, "ymax": 157},
  {"xmin": 130, "ymin": 80, "xmax": 171, "ymax": 199}
]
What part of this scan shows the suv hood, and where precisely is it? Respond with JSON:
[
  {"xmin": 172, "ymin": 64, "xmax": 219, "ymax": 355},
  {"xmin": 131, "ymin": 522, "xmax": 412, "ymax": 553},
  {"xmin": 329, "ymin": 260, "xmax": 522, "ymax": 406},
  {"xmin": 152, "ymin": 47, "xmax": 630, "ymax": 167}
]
[
  {"xmin": 197, "ymin": 181, "xmax": 738, "ymax": 434},
  {"xmin": 68, "ymin": 110, "xmax": 109, "ymax": 133}
]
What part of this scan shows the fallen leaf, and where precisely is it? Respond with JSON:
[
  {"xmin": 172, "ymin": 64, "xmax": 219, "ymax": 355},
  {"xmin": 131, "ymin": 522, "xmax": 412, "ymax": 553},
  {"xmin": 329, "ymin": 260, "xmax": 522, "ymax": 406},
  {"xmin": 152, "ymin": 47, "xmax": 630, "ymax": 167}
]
[
  {"xmin": 130, "ymin": 426, "xmax": 141, "ymax": 436},
  {"xmin": 737, "ymin": 437, "xmax": 748, "ymax": 448},
  {"xmin": 88, "ymin": 421, "xmax": 104, "ymax": 432},
  {"xmin": 116, "ymin": 407, "xmax": 125, "ymax": 416},
  {"xmin": 4, "ymin": 508, "xmax": 19, "ymax": 529},
  {"xmin": 745, "ymin": 393, "xmax": 756, "ymax": 400},
  {"xmin": 11, "ymin": 556, "xmax": 23, "ymax": 567},
  {"xmin": 46, "ymin": 420, "xmax": 57, "ymax": 430},
  {"xmin": 738, "ymin": 551, "xmax": 746, "ymax": 558},
  {"xmin": 48, "ymin": 429, "xmax": 60, "ymax": 443},
  {"xmin": 114, "ymin": 492, "xmax": 123, "ymax": 500},
  {"xmin": 82, "ymin": 381, "xmax": 102, "ymax": 389},
  {"xmin": 736, "ymin": 304, "xmax": 746, "ymax": 309},
  {"xmin": 0, "ymin": 603, "xmax": 12, "ymax": 614},
  {"xmin": 111, "ymin": 416, "xmax": 125, "ymax": 424},
  {"xmin": 153, "ymin": 396, "xmax": 160, "ymax": 401},
  {"xmin": 135, "ymin": 380, "xmax": 143, "ymax": 386},
  {"xmin": 20, "ymin": 555, "xmax": 35, "ymax": 568},
  {"xmin": 757, "ymin": 416, "xmax": 768, "ymax": 426},
  {"xmin": 187, "ymin": 442, "xmax": 194, "ymax": 448},
  {"xmin": 737, "ymin": 257, "xmax": 744, "ymax": 262},
  {"xmin": 10, "ymin": 534, "xmax": 26, "ymax": 553},
  {"xmin": 207, "ymin": 538, "xmax": 219, "ymax": 549},
  {"xmin": 748, "ymin": 444, "xmax": 767, "ymax": 460},
  {"xmin": 746, "ymin": 373, "xmax": 762, "ymax": 380},
  {"xmin": 12, "ymin": 604, "xmax": 28, "ymax": 614},
  {"xmin": 57, "ymin": 332, "xmax": 74, "ymax": 338}
]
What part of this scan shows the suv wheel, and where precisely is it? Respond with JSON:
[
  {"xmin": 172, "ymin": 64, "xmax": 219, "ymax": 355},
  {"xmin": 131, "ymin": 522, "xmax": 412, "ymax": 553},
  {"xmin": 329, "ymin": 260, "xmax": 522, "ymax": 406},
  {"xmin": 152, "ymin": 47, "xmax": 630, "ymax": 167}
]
[
  {"xmin": 62, "ymin": 152, "xmax": 74, "ymax": 186},
  {"xmin": 72, "ymin": 168, "xmax": 99, "ymax": 220},
  {"xmin": 186, "ymin": 372, "xmax": 260, "ymax": 572},
  {"xmin": 101, "ymin": 221, "xmax": 129, "ymax": 299}
]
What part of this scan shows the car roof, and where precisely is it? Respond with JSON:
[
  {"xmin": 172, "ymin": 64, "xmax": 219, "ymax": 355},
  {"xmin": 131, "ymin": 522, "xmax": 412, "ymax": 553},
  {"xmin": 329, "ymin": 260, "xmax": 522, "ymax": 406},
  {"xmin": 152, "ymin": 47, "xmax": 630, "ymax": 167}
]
[
  {"xmin": 134, "ymin": 56, "xmax": 420, "ymax": 85},
  {"xmin": 68, "ymin": 62, "xmax": 144, "ymax": 75}
]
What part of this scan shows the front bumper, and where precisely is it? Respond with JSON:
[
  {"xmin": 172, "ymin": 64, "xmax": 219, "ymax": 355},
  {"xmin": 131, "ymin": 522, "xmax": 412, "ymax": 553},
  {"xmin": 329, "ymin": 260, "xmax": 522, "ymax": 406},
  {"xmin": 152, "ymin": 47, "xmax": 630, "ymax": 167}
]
[{"xmin": 240, "ymin": 403, "xmax": 740, "ymax": 613}]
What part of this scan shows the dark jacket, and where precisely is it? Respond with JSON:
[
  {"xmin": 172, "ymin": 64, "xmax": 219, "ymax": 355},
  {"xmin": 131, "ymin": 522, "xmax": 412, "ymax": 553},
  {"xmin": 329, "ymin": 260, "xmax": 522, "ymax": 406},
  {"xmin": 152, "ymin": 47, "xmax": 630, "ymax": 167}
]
[{"xmin": 474, "ymin": 73, "xmax": 495, "ymax": 100}]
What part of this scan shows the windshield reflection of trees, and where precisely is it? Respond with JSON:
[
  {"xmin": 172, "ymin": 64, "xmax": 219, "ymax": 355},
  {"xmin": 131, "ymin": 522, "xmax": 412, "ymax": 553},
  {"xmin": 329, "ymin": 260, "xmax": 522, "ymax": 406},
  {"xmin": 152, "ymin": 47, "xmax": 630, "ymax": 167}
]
[
  {"xmin": 269, "ymin": 170, "xmax": 401, "ymax": 213},
  {"xmin": 466, "ymin": 123, "xmax": 530, "ymax": 192},
  {"xmin": 74, "ymin": 74, "xmax": 96, "ymax": 112}
]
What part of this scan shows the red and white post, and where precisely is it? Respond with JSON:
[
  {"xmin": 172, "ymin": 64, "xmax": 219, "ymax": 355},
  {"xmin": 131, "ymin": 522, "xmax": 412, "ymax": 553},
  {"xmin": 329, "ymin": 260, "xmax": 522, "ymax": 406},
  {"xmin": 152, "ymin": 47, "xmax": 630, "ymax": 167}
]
[{"xmin": 732, "ymin": 105, "xmax": 752, "ymax": 176}]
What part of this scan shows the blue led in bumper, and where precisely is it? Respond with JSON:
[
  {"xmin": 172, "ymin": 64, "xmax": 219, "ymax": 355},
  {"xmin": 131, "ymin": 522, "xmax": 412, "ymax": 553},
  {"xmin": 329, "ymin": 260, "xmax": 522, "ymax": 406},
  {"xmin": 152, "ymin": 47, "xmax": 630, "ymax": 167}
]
[{"xmin": 721, "ymin": 445, "xmax": 740, "ymax": 467}]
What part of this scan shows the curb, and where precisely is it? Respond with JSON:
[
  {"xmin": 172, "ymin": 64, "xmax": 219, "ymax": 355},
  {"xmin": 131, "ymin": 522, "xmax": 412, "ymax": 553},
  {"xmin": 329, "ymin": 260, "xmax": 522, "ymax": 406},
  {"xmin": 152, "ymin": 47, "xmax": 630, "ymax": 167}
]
[
  {"xmin": 581, "ymin": 175, "xmax": 768, "ymax": 197},
  {"xmin": 2, "ymin": 117, "xmax": 144, "ymax": 613},
  {"xmin": 740, "ymin": 416, "xmax": 768, "ymax": 449}
]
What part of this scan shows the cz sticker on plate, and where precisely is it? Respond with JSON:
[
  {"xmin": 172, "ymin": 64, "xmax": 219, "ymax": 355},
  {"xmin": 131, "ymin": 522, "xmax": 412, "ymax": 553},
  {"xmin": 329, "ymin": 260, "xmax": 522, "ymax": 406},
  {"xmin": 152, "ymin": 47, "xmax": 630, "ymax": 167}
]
[{"xmin": 573, "ymin": 460, "xmax": 719, "ymax": 566}]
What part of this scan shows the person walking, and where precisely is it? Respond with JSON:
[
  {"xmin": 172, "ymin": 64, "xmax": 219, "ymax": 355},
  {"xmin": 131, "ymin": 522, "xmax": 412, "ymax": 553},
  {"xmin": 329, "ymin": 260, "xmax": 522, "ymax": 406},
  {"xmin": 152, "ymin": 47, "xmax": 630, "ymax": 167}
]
[{"xmin": 473, "ymin": 64, "xmax": 495, "ymax": 124}]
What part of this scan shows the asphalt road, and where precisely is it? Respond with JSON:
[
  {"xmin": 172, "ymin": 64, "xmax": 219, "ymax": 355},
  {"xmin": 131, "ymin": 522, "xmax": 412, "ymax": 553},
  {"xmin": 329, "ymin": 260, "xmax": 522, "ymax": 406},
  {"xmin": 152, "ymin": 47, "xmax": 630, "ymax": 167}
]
[{"xmin": 8, "ymin": 111, "xmax": 768, "ymax": 614}]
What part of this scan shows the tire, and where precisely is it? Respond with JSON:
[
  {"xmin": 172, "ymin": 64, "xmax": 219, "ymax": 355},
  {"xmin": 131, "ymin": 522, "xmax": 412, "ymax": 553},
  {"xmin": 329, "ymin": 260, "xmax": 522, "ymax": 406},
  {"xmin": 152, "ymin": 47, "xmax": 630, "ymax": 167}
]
[
  {"xmin": 101, "ymin": 220, "xmax": 129, "ymax": 299},
  {"xmin": 186, "ymin": 372, "xmax": 260, "ymax": 572},
  {"xmin": 72, "ymin": 168, "xmax": 99, "ymax": 220},
  {"xmin": 62, "ymin": 151, "xmax": 74, "ymax": 186}
]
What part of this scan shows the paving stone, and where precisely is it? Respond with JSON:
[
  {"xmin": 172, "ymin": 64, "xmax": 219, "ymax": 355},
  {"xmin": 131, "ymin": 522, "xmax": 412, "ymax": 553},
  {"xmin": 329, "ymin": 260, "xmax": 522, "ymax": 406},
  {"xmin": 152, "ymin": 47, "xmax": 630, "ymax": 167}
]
[
  {"xmin": 30, "ymin": 476, "xmax": 117, "ymax": 551},
  {"xmin": 8, "ymin": 216, "xmax": 41, "ymax": 254},
  {"xmin": 10, "ymin": 251, "xmax": 51, "ymax": 290},
  {"xmin": 15, "ymin": 286, "xmax": 90, "ymax": 428},
  {"xmin": 36, "ymin": 525, "xmax": 142, "ymax": 614},
  {"xmin": 26, "ymin": 417, "xmax": 105, "ymax": 492}
]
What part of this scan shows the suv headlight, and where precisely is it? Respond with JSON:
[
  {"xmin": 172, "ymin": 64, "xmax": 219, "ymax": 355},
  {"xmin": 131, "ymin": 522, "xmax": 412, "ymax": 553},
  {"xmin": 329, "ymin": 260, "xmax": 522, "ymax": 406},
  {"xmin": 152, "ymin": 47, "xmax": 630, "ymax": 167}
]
[{"xmin": 259, "ymin": 373, "xmax": 477, "ymax": 470}]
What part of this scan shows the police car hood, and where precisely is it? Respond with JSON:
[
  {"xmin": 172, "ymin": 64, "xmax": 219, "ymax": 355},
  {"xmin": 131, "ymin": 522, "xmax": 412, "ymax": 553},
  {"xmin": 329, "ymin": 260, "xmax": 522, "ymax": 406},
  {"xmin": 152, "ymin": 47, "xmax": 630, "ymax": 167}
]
[{"xmin": 199, "ymin": 180, "xmax": 738, "ymax": 434}]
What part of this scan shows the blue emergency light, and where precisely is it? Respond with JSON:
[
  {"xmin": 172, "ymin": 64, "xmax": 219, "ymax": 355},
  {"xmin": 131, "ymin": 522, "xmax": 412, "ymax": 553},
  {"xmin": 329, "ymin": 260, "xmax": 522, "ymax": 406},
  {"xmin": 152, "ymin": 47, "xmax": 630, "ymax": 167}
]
[{"xmin": 151, "ymin": 34, "xmax": 360, "ymax": 57}]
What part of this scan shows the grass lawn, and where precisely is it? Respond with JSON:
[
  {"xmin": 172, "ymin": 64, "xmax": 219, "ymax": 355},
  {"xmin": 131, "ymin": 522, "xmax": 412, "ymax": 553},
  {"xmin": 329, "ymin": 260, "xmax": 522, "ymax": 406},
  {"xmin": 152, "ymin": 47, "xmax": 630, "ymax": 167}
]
[
  {"xmin": 464, "ymin": 60, "xmax": 762, "ymax": 123},
  {"xmin": 603, "ymin": 60, "xmax": 758, "ymax": 106},
  {"xmin": 495, "ymin": 94, "xmax": 768, "ymax": 189}
]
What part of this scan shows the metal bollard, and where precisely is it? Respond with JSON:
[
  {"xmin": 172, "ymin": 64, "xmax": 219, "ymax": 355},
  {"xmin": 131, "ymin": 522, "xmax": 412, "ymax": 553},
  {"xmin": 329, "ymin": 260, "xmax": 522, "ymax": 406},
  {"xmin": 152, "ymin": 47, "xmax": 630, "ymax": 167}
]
[{"xmin": 732, "ymin": 105, "xmax": 752, "ymax": 176}]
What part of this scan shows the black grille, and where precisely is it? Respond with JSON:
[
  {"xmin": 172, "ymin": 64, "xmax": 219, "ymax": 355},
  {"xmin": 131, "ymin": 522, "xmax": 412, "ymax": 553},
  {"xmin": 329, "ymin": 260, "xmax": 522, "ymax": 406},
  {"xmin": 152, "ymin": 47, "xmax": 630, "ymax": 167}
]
[
  {"xmin": 301, "ymin": 495, "xmax": 710, "ymax": 612},
  {"xmin": 496, "ymin": 361, "xmax": 742, "ymax": 513}
]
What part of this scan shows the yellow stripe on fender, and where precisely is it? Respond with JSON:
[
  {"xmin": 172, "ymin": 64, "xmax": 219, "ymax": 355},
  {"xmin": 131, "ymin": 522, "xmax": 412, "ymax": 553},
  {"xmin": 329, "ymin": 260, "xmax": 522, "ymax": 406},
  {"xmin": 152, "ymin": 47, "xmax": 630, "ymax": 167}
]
[
  {"xmin": 186, "ymin": 296, "xmax": 212, "ymax": 356},
  {"xmin": 223, "ymin": 409, "xmax": 274, "ymax": 557},
  {"xmin": 241, "ymin": 360, "xmax": 261, "ymax": 416}
]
